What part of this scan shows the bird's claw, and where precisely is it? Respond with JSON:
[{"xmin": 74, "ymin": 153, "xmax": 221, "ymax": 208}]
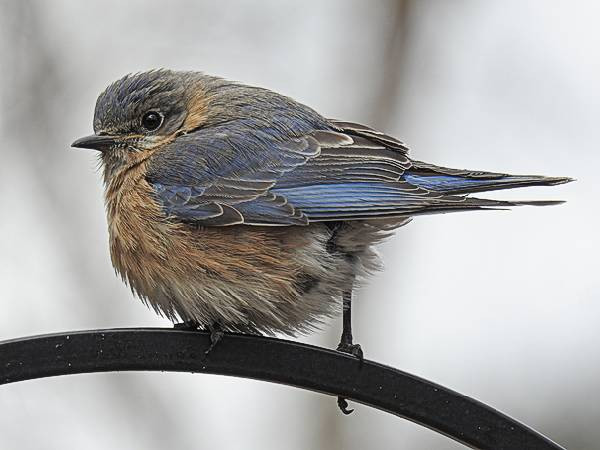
[
  {"xmin": 205, "ymin": 324, "xmax": 224, "ymax": 356},
  {"xmin": 336, "ymin": 339, "xmax": 363, "ymax": 415},
  {"xmin": 174, "ymin": 321, "xmax": 223, "ymax": 356},
  {"xmin": 337, "ymin": 396, "xmax": 354, "ymax": 415},
  {"xmin": 337, "ymin": 342, "xmax": 364, "ymax": 361}
]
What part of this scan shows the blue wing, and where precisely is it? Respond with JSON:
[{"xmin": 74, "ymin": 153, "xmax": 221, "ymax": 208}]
[
  {"xmin": 146, "ymin": 119, "xmax": 321, "ymax": 225},
  {"xmin": 146, "ymin": 118, "xmax": 569, "ymax": 226}
]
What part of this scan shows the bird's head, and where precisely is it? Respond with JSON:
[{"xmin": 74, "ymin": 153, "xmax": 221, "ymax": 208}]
[
  {"xmin": 73, "ymin": 69, "xmax": 322, "ymax": 183},
  {"xmin": 72, "ymin": 69, "xmax": 227, "ymax": 180}
]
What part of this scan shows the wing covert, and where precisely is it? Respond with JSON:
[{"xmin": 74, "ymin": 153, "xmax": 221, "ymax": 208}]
[
  {"xmin": 146, "ymin": 120, "xmax": 321, "ymax": 225},
  {"xmin": 145, "ymin": 118, "xmax": 481, "ymax": 226}
]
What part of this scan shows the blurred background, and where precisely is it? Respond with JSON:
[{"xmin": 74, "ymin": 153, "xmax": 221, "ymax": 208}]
[{"xmin": 0, "ymin": 1, "xmax": 597, "ymax": 448}]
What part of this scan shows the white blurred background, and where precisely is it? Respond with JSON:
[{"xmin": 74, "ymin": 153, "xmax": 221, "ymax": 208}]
[{"xmin": 0, "ymin": 1, "xmax": 597, "ymax": 449}]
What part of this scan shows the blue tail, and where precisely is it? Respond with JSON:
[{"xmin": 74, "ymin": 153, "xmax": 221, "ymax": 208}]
[{"xmin": 402, "ymin": 162, "xmax": 572, "ymax": 195}]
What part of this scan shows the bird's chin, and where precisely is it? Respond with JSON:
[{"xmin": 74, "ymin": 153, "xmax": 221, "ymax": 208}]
[{"xmin": 100, "ymin": 147, "xmax": 131, "ymax": 182}]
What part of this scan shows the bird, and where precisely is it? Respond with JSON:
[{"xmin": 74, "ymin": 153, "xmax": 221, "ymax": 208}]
[{"xmin": 72, "ymin": 69, "xmax": 571, "ymax": 370}]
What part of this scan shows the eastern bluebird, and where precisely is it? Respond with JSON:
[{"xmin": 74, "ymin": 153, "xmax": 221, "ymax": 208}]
[{"xmin": 72, "ymin": 69, "xmax": 570, "ymax": 360}]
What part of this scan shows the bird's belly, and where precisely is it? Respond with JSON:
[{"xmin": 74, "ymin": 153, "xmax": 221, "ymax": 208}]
[{"xmin": 109, "ymin": 199, "xmax": 350, "ymax": 334}]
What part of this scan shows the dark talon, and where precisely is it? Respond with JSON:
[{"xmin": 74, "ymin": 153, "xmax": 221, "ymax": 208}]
[
  {"xmin": 205, "ymin": 322, "xmax": 224, "ymax": 356},
  {"xmin": 337, "ymin": 396, "xmax": 354, "ymax": 415},
  {"xmin": 337, "ymin": 342, "xmax": 364, "ymax": 361}
]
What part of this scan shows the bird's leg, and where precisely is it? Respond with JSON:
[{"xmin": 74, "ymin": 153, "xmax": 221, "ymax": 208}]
[
  {"xmin": 336, "ymin": 289, "xmax": 363, "ymax": 360},
  {"xmin": 336, "ymin": 286, "xmax": 363, "ymax": 415},
  {"xmin": 205, "ymin": 321, "xmax": 224, "ymax": 356},
  {"xmin": 173, "ymin": 320, "xmax": 200, "ymax": 331}
]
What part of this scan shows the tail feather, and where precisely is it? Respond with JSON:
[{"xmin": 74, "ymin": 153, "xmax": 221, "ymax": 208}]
[
  {"xmin": 405, "ymin": 161, "xmax": 573, "ymax": 195},
  {"xmin": 451, "ymin": 197, "xmax": 565, "ymax": 209},
  {"xmin": 274, "ymin": 160, "xmax": 572, "ymax": 222},
  {"xmin": 403, "ymin": 197, "xmax": 565, "ymax": 219}
]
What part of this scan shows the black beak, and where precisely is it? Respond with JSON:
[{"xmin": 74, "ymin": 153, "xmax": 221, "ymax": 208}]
[{"xmin": 71, "ymin": 134, "xmax": 118, "ymax": 151}]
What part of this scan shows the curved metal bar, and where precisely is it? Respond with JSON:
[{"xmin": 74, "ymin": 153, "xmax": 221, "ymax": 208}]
[{"xmin": 0, "ymin": 328, "xmax": 563, "ymax": 450}]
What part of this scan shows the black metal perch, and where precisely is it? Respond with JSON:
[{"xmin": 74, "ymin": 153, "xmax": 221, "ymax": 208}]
[{"xmin": 0, "ymin": 328, "xmax": 563, "ymax": 450}]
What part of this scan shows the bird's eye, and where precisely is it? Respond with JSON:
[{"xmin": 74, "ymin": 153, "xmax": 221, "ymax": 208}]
[{"xmin": 141, "ymin": 111, "xmax": 163, "ymax": 131}]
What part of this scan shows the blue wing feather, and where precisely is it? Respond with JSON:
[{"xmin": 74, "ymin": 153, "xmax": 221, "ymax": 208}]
[
  {"xmin": 146, "ymin": 115, "xmax": 568, "ymax": 226},
  {"xmin": 401, "ymin": 171, "xmax": 569, "ymax": 195},
  {"xmin": 146, "ymin": 116, "xmax": 322, "ymax": 225},
  {"xmin": 402, "ymin": 174, "xmax": 499, "ymax": 192}
]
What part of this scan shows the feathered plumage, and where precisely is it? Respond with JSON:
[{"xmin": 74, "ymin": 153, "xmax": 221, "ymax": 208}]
[{"xmin": 72, "ymin": 69, "xmax": 571, "ymax": 335}]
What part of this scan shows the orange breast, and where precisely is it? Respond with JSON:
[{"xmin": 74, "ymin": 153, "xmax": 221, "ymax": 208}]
[{"xmin": 103, "ymin": 157, "xmax": 324, "ymax": 327}]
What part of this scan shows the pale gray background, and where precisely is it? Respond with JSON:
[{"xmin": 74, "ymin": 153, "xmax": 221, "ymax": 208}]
[{"xmin": 0, "ymin": 1, "xmax": 597, "ymax": 449}]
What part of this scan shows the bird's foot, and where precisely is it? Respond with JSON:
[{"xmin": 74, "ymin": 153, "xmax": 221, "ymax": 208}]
[
  {"xmin": 337, "ymin": 397, "xmax": 354, "ymax": 415},
  {"xmin": 337, "ymin": 341, "xmax": 364, "ymax": 361},
  {"xmin": 205, "ymin": 322, "xmax": 224, "ymax": 356},
  {"xmin": 173, "ymin": 320, "xmax": 200, "ymax": 331},
  {"xmin": 336, "ymin": 334, "xmax": 364, "ymax": 415},
  {"xmin": 174, "ymin": 321, "xmax": 223, "ymax": 356}
]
